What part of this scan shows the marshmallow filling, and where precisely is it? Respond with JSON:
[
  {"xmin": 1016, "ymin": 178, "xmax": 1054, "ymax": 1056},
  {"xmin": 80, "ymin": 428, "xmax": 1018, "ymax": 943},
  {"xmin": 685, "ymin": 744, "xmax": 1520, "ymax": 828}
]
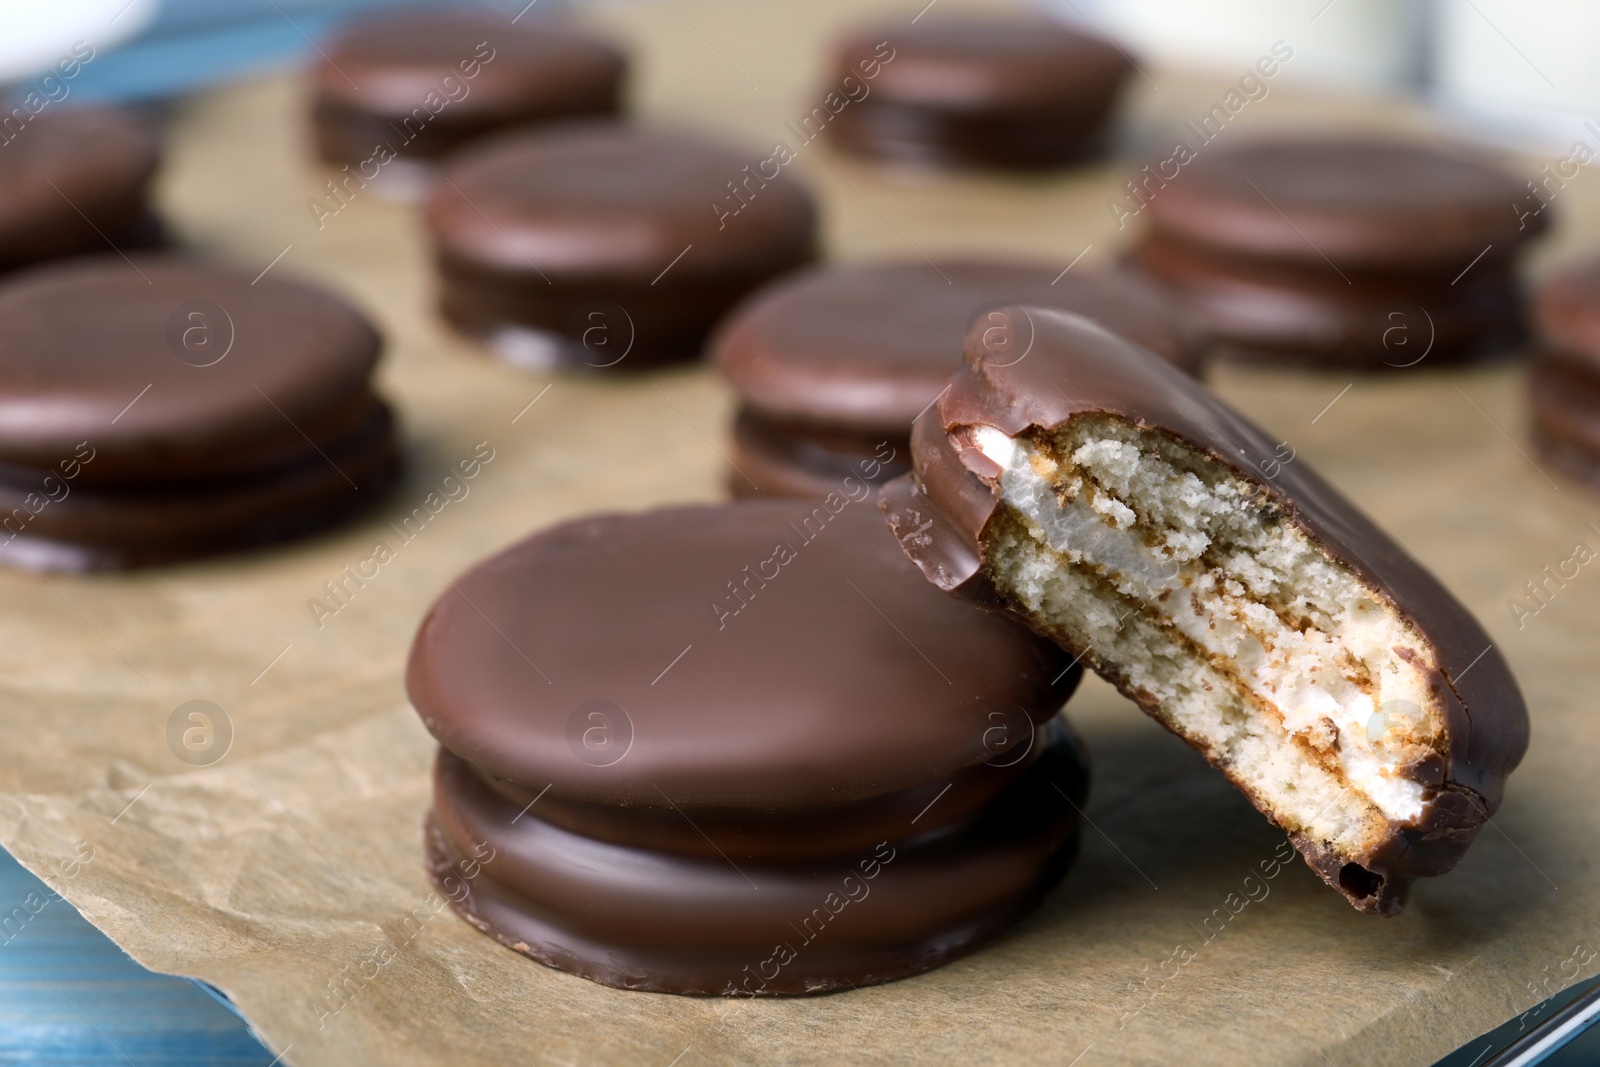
[{"xmin": 972, "ymin": 414, "xmax": 1443, "ymax": 874}]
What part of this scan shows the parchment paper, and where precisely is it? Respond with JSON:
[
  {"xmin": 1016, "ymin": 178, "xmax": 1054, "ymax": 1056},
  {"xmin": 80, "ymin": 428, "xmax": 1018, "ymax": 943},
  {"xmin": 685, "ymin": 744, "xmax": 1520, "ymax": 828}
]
[{"xmin": 3, "ymin": 1, "xmax": 1598, "ymax": 1064}]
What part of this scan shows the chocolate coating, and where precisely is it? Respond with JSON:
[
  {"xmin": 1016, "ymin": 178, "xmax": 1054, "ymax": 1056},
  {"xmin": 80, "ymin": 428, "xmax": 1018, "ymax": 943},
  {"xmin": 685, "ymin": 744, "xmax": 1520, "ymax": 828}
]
[
  {"xmin": 827, "ymin": 16, "xmax": 1131, "ymax": 170},
  {"xmin": 311, "ymin": 10, "xmax": 626, "ymax": 168},
  {"xmin": 727, "ymin": 408, "xmax": 909, "ymax": 500},
  {"xmin": 410, "ymin": 499, "xmax": 1087, "ymax": 993},
  {"xmin": 427, "ymin": 719, "xmax": 1084, "ymax": 996},
  {"xmin": 1133, "ymin": 236, "xmax": 1524, "ymax": 369},
  {"xmin": 484, "ymin": 718, "xmax": 1046, "ymax": 864},
  {"xmin": 1132, "ymin": 134, "xmax": 1547, "ymax": 367},
  {"xmin": 0, "ymin": 406, "xmax": 398, "ymax": 571},
  {"xmin": 0, "ymin": 258, "xmax": 381, "ymax": 480},
  {"xmin": 881, "ymin": 305, "xmax": 1529, "ymax": 907},
  {"xmin": 713, "ymin": 260, "xmax": 1203, "ymax": 498},
  {"xmin": 716, "ymin": 260, "xmax": 1205, "ymax": 435},
  {"xmin": 408, "ymin": 500, "xmax": 1081, "ymax": 806},
  {"xmin": 0, "ymin": 107, "xmax": 160, "ymax": 271},
  {"xmin": 426, "ymin": 124, "xmax": 817, "ymax": 369},
  {"xmin": 0, "ymin": 257, "xmax": 399, "ymax": 570},
  {"xmin": 1145, "ymin": 136, "xmax": 1533, "ymax": 267}
]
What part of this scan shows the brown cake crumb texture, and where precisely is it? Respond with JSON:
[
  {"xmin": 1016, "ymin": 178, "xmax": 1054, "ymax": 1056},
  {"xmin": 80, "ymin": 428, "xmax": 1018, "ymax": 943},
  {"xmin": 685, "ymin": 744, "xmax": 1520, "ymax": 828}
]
[{"xmin": 974, "ymin": 412, "xmax": 1448, "ymax": 914}]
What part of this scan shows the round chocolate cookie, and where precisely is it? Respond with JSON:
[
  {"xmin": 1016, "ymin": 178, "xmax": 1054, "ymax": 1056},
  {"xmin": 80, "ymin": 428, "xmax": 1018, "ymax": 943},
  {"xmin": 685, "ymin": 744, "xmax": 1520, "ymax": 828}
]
[
  {"xmin": 0, "ymin": 107, "xmax": 161, "ymax": 272},
  {"xmin": 426, "ymin": 124, "xmax": 818, "ymax": 370},
  {"xmin": 311, "ymin": 10, "xmax": 626, "ymax": 192},
  {"xmin": 0, "ymin": 257, "xmax": 400, "ymax": 570},
  {"xmin": 825, "ymin": 15, "xmax": 1132, "ymax": 170},
  {"xmin": 711, "ymin": 259, "xmax": 1205, "ymax": 498},
  {"xmin": 408, "ymin": 500, "xmax": 1087, "ymax": 994},
  {"xmin": 1530, "ymin": 255, "xmax": 1600, "ymax": 487},
  {"xmin": 1130, "ymin": 134, "xmax": 1548, "ymax": 368}
]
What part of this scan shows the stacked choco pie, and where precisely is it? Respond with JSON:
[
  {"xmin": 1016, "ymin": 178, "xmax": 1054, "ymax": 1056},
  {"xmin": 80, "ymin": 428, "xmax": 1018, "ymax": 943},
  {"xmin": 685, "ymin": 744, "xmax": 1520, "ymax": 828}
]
[
  {"xmin": 408, "ymin": 501, "xmax": 1087, "ymax": 994},
  {"xmin": 425, "ymin": 124, "xmax": 818, "ymax": 371},
  {"xmin": 824, "ymin": 14, "xmax": 1133, "ymax": 171},
  {"xmin": 310, "ymin": 10, "xmax": 629, "ymax": 195},
  {"xmin": 0, "ymin": 107, "xmax": 163, "ymax": 273},
  {"xmin": 1127, "ymin": 134, "xmax": 1547, "ymax": 368},
  {"xmin": 0, "ymin": 258, "xmax": 399, "ymax": 570}
]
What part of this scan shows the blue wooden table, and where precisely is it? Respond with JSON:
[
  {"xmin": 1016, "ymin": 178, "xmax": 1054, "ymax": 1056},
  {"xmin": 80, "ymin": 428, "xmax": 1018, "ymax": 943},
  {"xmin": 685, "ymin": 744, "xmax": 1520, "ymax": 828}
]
[{"xmin": 0, "ymin": 846, "xmax": 273, "ymax": 1066}]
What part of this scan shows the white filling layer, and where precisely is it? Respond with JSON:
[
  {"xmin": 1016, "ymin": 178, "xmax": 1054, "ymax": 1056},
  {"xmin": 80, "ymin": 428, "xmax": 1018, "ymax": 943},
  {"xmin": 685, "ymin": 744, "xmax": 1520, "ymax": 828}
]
[{"xmin": 974, "ymin": 423, "xmax": 1434, "ymax": 835}]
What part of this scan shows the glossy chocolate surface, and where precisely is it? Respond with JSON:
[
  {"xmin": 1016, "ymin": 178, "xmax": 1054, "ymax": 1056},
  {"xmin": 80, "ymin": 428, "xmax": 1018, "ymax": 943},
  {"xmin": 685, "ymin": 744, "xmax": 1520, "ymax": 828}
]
[
  {"xmin": 841, "ymin": 15, "xmax": 1128, "ymax": 108},
  {"xmin": 0, "ymin": 404, "xmax": 398, "ymax": 572},
  {"xmin": 428, "ymin": 716, "xmax": 1086, "ymax": 995},
  {"xmin": 1132, "ymin": 134, "xmax": 1544, "ymax": 366},
  {"xmin": 0, "ymin": 257, "xmax": 382, "ymax": 481},
  {"xmin": 1131, "ymin": 238, "xmax": 1524, "ymax": 368},
  {"xmin": 726, "ymin": 408, "xmax": 909, "ymax": 500},
  {"xmin": 428, "ymin": 124, "xmax": 814, "ymax": 277},
  {"xmin": 0, "ymin": 108, "xmax": 159, "ymax": 271},
  {"xmin": 1143, "ymin": 135, "xmax": 1539, "ymax": 268},
  {"xmin": 881, "ymin": 305, "xmax": 1529, "ymax": 899},
  {"xmin": 312, "ymin": 10, "xmax": 626, "ymax": 165},
  {"xmin": 827, "ymin": 16, "xmax": 1129, "ymax": 170},
  {"xmin": 408, "ymin": 500, "xmax": 1081, "ymax": 807},
  {"xmin": 0, "ymin": 257, "xmax": 397, "ymax": 569},
  {"xmin": 411, "ymin": 499, "xmax": 1088, "ymax": 993},
  {"xmin": 714, "ymin": 260, "xmax": 1204, "ymax": 435},
  {"xmin": 427, "ymin": 124, "xmax": 816, "ymax": 366}
]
